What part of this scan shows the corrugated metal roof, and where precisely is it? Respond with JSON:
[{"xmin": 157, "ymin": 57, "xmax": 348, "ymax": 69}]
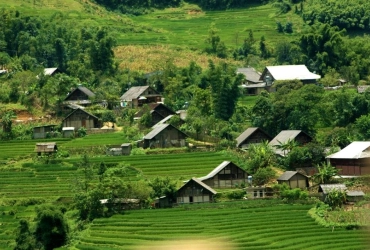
[
  {"xmin": 62, "ymin": 127, "xmax": 75, "ymax": 131},
  {"xmin": 198, "ymin": 161, "xmax": 231, "ymax": 181},
  {"xmin": 244, "ymin": 82, "xmax": 267, "ymax": 88},
  {"xmin": 237, "ymin": 67, "xmax": 263, "ymax": 83},
  {"xmin": 44, "ymin": 68, "xmax": 58, "ymax": 75},
  {"xmin": 152, "ymin": 115, "xmax": 174, "ymax": 128},
  {"xmin": 277, "ymin": 171, "xmax": 307, "ymax": 181},
  {"xmin": 144, "ymin": 123, "xmax": 170, "ymax": 140},
  {"xmin": 269, "ymin": 130, "xmax": 303, "ymax": 146},
  {"xmin": 346, "ymin": 190, "xmax": 365, "ymax": 196},
  {"xmin": 190, "ymin": 178, "xmax": 217, "ymax": 195},
  {"xmin": 264, "ymin": 65, "xmax": 321, "ymax": 81},
  {"xmin": 326, "ymin": 141, "xmax": 370, "ymax": 159},
  {"xmin": 236, "ymin": 127, "xmax": 261, "ymax": 147},
  {"xmin": 62, "ymin": 108, "xmax": 99, "ymax": 122},
  {"xmin": 120, "ymin": 86, "xmax": 150, "ymax": 101},
  {"xmin": 319, "ymin": 184, "xmax": 347, "ymax": 194}
]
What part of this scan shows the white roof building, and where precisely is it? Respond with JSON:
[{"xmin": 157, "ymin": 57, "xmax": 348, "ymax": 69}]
[{"xmin": 260, "ymin": 65, "xmax": 321, "ymax": 84}]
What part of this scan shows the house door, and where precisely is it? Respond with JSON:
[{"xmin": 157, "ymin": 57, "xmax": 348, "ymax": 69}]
[
  {"xmin": 82, "ymin": 120, "xmax": 86, "ymax": 128},
  {"xmin": 189, "ymin": 196, "xmax": 193, "ymax": 203}
]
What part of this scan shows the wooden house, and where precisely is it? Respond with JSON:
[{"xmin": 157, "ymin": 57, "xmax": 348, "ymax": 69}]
[
  {"xmin": 33, "ymin": 125, "xmax": 57, "ymax": 139},
  {"xmin": 268, "ymin": 130, "xmax": 312, "ymax": 156},
  {"xmin": 62, "ymin": 108, "xmax": 101, "ymax": 131},
  {"xmin": 143, "ymin": 123, "xmax": 188, "ymax": 149},
  {"xmin": 120, "ymin": 86, "xmax": 162, "ymax": 108},
  {"xmin": 237, "ymin": 67, "xmax": 269, "ymax": 95},
  {"xmin": 64, "ymin": 86, "xmax": 95, "ymax": 108},
  {"xmin": 176, "ymin": 177, "xmax": 217, "ymax": 204},
  {"xmin": 260, "ymin": 65, "xmax": 321, "ymax": 85},
  {"xmin": 326, "ymin": 141, "xmax": 370, "ymax": 176},
  {"xmin": 198, "ymin": 161, "xmax": 248, "ymax": 189},
  {"xmin": 236, "ymin": 127, "xmax": 272, "ymax": 149},
  {"xmin": 277, "ymin": 171, "xmax": 309, "ymax": 189},
  {"xmin": 34, "ymin": 142, "xmax": 57, "ymax": 156}
]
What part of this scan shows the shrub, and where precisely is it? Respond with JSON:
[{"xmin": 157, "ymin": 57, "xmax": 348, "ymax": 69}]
[{"xmin": 226, "ymin": 190, "xmax": 245, "ymax": 200}]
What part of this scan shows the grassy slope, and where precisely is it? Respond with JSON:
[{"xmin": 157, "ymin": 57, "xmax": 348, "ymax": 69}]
[{"xmin": 0, "ymin": 0, "xmax": 305, "ymax": 72}]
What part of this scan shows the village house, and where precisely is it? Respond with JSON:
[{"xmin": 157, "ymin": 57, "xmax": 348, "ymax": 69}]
[
  {"xmin": 237, "ymin": 67, "xmax": 269, "ymax": 95},
  {"xmin": 198, "ymin": 161, "xmax": 248, "ymax": 189},
  {"xmin": 142, "ymin": 123, "xmax": 188, "ymax": 149},
  {"xmin": 326, "ymin": 141, "xmax": 370, "ymax": 176},
  {"xmin": 120, "ymin": 86, "xmax": 162, "ymax": 108},
  {"xmin": 63, "ymin": 86, "xmax": 96, "ymax": 110},
  {"xmin": 268, "ymin": 130, "xmax": 312, "ymax": 156},
  {"xmin": 235, "ymin": 127, "xmax": 272, "ymax": 149},
  {"xmin": 32, "ymin": 124, "xmax": 57, "ymax": 139},
  {"xmin": 62, "ymin": 108, "xmax": 101, "ymax": 131},
  {"xmin": 277, "ymin": 171, "xmax": 309, "ymax": 189},
  {"xmin": 176, "ymin": 177, "xmax": 217, "ymax": 204},
  {"xmin": 260, "ymin": 65, "xmax": 321, "ymax": 85},
  {"xmin": 34, "ymin": 142, "xmax": 58, "ymax": 156}
]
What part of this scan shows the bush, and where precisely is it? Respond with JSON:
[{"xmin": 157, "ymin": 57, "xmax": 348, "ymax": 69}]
[{"xmin": 226, "ymin": 190, "xmax": 245, "ymax": 200}]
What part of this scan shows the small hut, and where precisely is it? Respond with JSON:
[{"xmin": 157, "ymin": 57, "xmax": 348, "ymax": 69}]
[
  {"xmin": 34, "ymin": 142, "xmax": 58, "ymax": 156},
  {"xmin": 277, "ymin": 171, "xmax": 309, "ymax": 189},
  {"xmin": 33, "ymin": 125, "xmax": 57, "ymax": 139},
  {"xmin": 176, "ymin": 178, "xmax": 217, "ymax": 204}
]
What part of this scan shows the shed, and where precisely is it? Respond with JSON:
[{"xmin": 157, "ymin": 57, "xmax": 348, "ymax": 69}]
[
  {"xmin": 346, "ymin": 191, "xmax": 365, "ymax": 203},
  {"xmin": 34, "ymin": 142, "xmax": 58, "ymax": 155},
  {"xmin": 176, "ymin": 177, "xmax": 217, "ymax": 204},
  {"xmin": 260, "ymin": 65, "xmax": 321, "ymax": 85},
  {"xmin": 121, "ymin": 143, "xmax": 132, "ymax": 155},
  {"xmin": 319, "ymin": 184, "xmax": 347, "ymax": 201},
  {"xmin": 106, "ymin": 143, "xmax": 132, "ymax": 156},
  {"xmin": 63, "ymin": 108, "xmax": 101, "ymax": 131},
  {"xmin": 326, "ymin": 141, "xmax": 370, "ymax": 176},
  {"xmin": 277, "ymin": 171, "xmax": 309, "ymax": 189},
  {"xmin": 33, "ymin": 125, "xmax": 57, "ymax": 139},
  {"xmin": 268, "ymin": 130, "xmax": 312, "ymax": 156},
  {"xmin": 236, "ymin": 127, "xmax": 272, "ymax": 149},
  {"xmin": 120, "ymin": 86, "xmax": 162, "ymax": 108},
  {"xmin": 62, "ymin": 127, "xmax": 75, "ymax": 138},
  {"xmin": 143, "ymin": 123, "xmax": 188, "ymax": 149},
  {"xmin": 237, "ymin": 68, "xmax": 270, "ymax": 95},
  {"xmin": 198, "ymin": 161, "xmax": 248, "ymax": 188}
]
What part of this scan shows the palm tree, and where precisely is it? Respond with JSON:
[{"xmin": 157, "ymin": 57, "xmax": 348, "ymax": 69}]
[
  {"xmin": 276, "ymin": 138, "xmax": 298, "ymax": 156},
  {"xmin": 313, "ymin": 162, "xmax": 338, "ymax": 184}
]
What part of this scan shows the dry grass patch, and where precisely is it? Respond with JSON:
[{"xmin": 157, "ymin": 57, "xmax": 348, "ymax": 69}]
[{"xmin": 114, "ymin": 45, "xmax": 241, "ymax": 72}]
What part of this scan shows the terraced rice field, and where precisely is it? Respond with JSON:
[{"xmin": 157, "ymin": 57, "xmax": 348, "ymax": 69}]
[
  {"xmin": 76, "ymin": 202, "xmax": 369, "ymax": 250},
  {"xmin": 0, "ymin": 152, "xmax": 230, "ymax": 199}
]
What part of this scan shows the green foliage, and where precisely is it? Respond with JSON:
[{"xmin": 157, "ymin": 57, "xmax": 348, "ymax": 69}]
[
  {"xmin": 34, "ymin": 205, "xmax": 69, "ymax": 250},
  {"xmin": 77, "ymin": 127, "xmax": 87, "ymax": 137},
  {"xmin": 313, "ymin": 162, "xmax": 338, "ymax": 184},
  {"xmin": 14, "ymin": 219, "xmax": 37, "ymax": 250},
  {"xmin": 282, "ymin": 142, "xmax": 326, "ymax": 170},
  {"xmin": 325, "ymin": 189, "xmax": 347, "ymax": 209},
  {"xmin": 302, "ymin": 0, "xmax": 370, "ymax": 31},
  {"xmin": 205, "ymin": 24, "xmax": 227, "ymax": 58},
  {"xmin": 226, "ymin": 189, "xmax": 246, "ymax": 200},
  {"xmin": 246, "ymin": 142, "xmax": 276, "ymax": 173},
  {"xmin": 252, "ymin": 167, "xmax": 276, "ymax": 186},
  {"xmin": 148, "ymin": 176, "xmax": 177, "ymax": 201}
]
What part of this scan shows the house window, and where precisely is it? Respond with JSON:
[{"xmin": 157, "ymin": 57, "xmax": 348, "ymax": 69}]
[
  {"xmin": 259, "ymin": 190, "xmax": 263, "ymax": 197},
  {"xmin": 254, "ymin": 191, "xmax": 258, "ymax": 197}
]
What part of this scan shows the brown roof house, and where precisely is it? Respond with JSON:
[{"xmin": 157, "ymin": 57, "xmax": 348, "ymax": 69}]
[
  {"xmin": 64, "ymin": 86, "xmax": 96, "ymax": 109},
  {"xmin": 34, "ymin": 142, "xmax": 58, "ymax": 156},
  {"xmin": 268, "ymin": 130, "xmax": 312, "ymax": 156},
  {"xmin": 260, "ymin": 65, "xmax": 321, "ymax": 85},
  {"xmin": 176, "ymin": 177, "xmax": 217, "ymax": 204},
  {"xmin": 63, "ymin": 108, "xmax": 101, "ymax": 131},
  {"xmin": 237, "ymin": 67, "xmax": 269, "ymax": 95},
  {"xmin": 326, "ymin": 141, "xmax": 370, "ymax": 176},
  {"xmin": 143, "ymin": 124, "xmax": 188, "ymax": 149},
  {"xmin": 277, "ymin": 171, "xmax": 309, "ymax": 189},
  {"xmin": 236, "ymin": 127, "xmax": 272, "ymax": 149},
  {"xmin": 199, "ymin": 161, "xmax": 248, "ymax": 189},
  {"xmin": 120, "ymin": 86, "xmax": 162, "ymax": 108}
]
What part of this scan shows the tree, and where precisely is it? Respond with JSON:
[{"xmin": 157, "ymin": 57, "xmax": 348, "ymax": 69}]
[
  {"xmin": 0, "ymin": 110, "xmax": 16, "ymax": 139},
  {"xmin": 313, "ymin": 162, "xmax": 338, "ymax": 184},
  {"xmin": 325, "ymin": 189, "xmax": 346, "ymax": 209},
  {"xmin": 246, "ymin": 142, "xmax": 276, "ymax": 174},
  {"xmin": 148, "ymin": 176, "xmax": 177, "ymax": 201},
  {"xmin": 14, "ymin": 220, "xmax": 37, "ymax": 250},
  {"xmin": 34, "ymin": 205, "xmax": 69, "ymax": 250},
  {"xmin": 259, "ymin": 36, "xmax": 270, "ymax": 59},
  {"xmin": 205, "ymin": 24, "xmax": 227, "ymax": 58}
]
